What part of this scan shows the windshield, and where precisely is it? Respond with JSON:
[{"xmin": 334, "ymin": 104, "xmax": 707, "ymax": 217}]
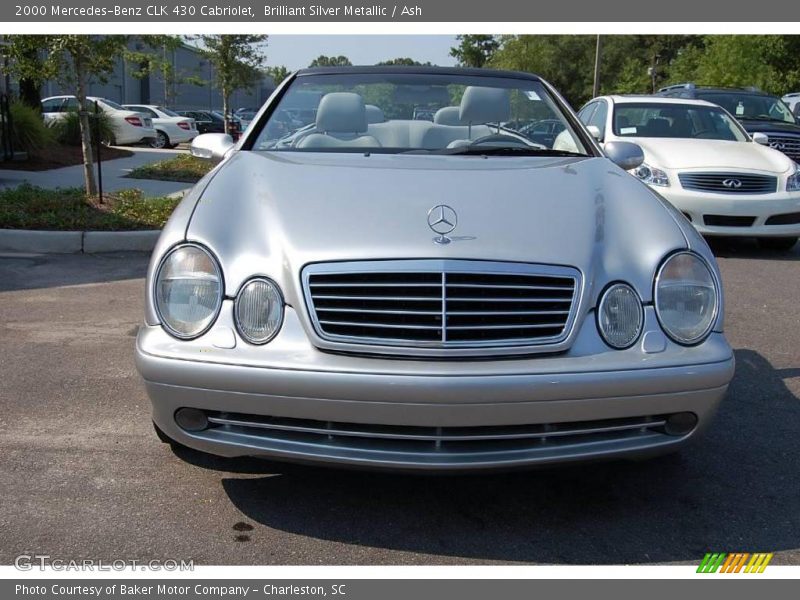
[
  {"xmin": 613, "ymin": 102, "xmax": 749, "ymax": 141},
  {"xmin": 251, "ymin": 72, "xmax": 589, "ymax": 155},
  {"xmin": 158, "ymin": 106, "xmax": 179, "ymax": 117},
  {"xmin": 699, "ymin": 92, "xmax": 795, "ymax": 124}
]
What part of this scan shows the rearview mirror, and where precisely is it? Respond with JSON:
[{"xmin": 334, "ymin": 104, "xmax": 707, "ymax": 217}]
[
  {"xmin": 605, "ymin": 141, "xmax": 644, "ymax": 171},
  {"xmin": 752, "ymin": 132, "xmax": 769, "ymax": 145},
  {"xmin": 191, "ymin": 133, "xmax": 234, "ymax": 160}
]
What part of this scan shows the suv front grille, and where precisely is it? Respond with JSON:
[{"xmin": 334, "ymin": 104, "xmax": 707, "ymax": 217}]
[
  {"xmin": 678, "ymin": 172, "xmax": 777, "ymax": 194},
  {"xmin": 764, "ymin": 135, "xmax": 800, "ymax": 161},
  {"xmin": 302, "ymin": 260, "xmax": 580, "ymax": 351}
]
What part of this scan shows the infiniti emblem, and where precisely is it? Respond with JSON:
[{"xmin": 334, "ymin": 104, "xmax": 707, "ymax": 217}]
[
  {"xmin": 770, "ymin": 141, "xmax": 786, "ymax": 151},
  {"xmin": 427, "ymin": 204, "xmax": 458, "ymax": 244},
  {"xmin": 722, "ymin": 178, "xmax": 742, "ymax": 189}
]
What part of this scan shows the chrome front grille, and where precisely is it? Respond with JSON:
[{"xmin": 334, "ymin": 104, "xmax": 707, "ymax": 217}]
[
  {"xmin": 200, "ymin": 411, "xmax": 675, "ymax": 464},
  {"xmin": 765, "ymin": 135, "xmax": 800, "ymax": 161},
  {"xmin": 302, "ymin": 260, "xmax": 581, "ymax": 352},
  {"xmin": 678, "ymin": 172, "xmax": 777, "ymax": 194}
]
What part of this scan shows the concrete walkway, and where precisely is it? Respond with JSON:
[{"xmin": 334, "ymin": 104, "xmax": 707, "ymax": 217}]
[{"xmin": 0, "ymin": 147, "xmax": 192, "ymax": 197}]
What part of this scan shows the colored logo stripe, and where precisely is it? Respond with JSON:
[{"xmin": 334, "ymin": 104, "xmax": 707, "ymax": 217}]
[{"xmin": 698, "ymin": 552, "xmax": 773, "ymax": 573}]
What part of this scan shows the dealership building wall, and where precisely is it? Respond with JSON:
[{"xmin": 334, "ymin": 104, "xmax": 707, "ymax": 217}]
[{"xmin": 39, "ymin": 39, "xmax": 276, "ymax": 111}]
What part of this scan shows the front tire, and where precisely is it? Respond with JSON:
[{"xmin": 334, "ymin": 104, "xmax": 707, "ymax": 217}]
[
  {"xmin": 150, "ymin": 130, "xmax": 169, "ymax": 149},
  {"xmin": 757, "ymin": 237, "xmax": 798, "ymax": 252}
]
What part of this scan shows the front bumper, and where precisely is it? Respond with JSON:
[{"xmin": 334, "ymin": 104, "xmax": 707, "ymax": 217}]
[
  {"xmin": 658, "ymin": 186, "xmax": 800, "ymax": 237},
  {"xmin": 136, "ymin": 303, "xmax": 734, "ymax": 471}
]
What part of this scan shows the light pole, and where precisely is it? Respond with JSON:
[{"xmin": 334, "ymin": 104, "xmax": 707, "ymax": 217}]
[{"xmin": 593, "ymin": 34, "xmax": 602, "ymax": 98}]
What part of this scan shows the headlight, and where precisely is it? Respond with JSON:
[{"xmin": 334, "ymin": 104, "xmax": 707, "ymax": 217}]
[
  {"xmin": 234, "ymin": 278, "xmax": 284, "ymax": 344},
  {"xmin": 597, "ymin": 283, "xmax": 643, "ymax": 349},
  {"xmin": 155, "ymin": 244, "xmax": 223, "ymax": 339},
  {"xmin": 655, "ymin": 252, "xmax": 718, "ymax": 345},
  {"xmin": 632, "ymin": 163, "xmax": 669, "ymax": 187},
  {"xmin": 787, "ymin": 164, "xmax": 800, "ymax": 191}
]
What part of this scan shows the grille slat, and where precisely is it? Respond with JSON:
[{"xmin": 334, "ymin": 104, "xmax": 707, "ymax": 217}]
[
  {"xmin": 304, "ymin": 260, "xmax": 580, "ymax": 351},
  {"xmin": 679, "ymin": 172, "xmax": 777, "ymax": 194}
]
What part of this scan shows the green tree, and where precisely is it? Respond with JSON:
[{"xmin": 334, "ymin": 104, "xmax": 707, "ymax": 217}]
[
  {"xmin": 45, "ymin": 36, "xmax": 132, "ymax": 195},
  {"xmin": 666, "ymin": 35, "xmax": 800, "ymax": 95},
  {"xmin": 127, "ymin": 36, "xmax": 206, "ymax": 106},
  {"xmin": 309, "ymin": 55, "xmax": 352, "ymax": 67},
  {"xmin": 197, "ymin": 35, "xmax": 268, "ymax": 133},
  {"xmin": 0, "ymin": 36, "xmax": 56, "ymax": 107},
  {"xmin": 449, "ymin": 35, "xmax": 499, "ymax": 68},
  {"xmin": 265, "ymin": 65, "xmax": 291, "ymax": 86},
  {"xmin": 376, "ymin": 57, "xmax": 432, "ymax": 66}
]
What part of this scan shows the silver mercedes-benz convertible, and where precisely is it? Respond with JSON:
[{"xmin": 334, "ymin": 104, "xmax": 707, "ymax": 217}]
[{"xmin": 135, "ymin": 66, "xmax": 734, "ymax": 471}]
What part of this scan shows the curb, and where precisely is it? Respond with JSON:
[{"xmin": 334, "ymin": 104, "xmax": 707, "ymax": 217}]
[{"xmin": 0, "ymin": 229, "xmax": 161, "ymax": 254}]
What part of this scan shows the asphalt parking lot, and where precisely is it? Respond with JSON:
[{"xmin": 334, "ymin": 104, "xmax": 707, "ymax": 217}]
[{"xmin": 0, "ymin": 241, "xmax": 798, "ymax": 566}]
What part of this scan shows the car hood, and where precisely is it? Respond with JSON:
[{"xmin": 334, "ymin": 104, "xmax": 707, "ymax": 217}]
[
  {"xmin": 632, "ymin": 138, "xmax": 794, "ymax": 172},
  {"xmin": 187, "ymin": 151, "xmax": 689, "ymax": 306}
]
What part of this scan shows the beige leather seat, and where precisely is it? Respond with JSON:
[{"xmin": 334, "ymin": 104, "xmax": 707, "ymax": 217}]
[{"xmin": 298, "ymin": 93, "xmax": 381, "ymax": 149}]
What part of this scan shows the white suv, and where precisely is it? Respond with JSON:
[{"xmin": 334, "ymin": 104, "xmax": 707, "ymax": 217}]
[
  {"xmin": 578, "ymin": 95, "xmax": 800, "ymax": 251},
  {"xmin": 41, "ymin": 96, "xmax": 157, "ymax": 146}
]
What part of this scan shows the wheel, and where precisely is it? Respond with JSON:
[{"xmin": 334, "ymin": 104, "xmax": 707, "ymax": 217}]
[
  {"xmin": 757, "ymin": 237, "xmax": 798, "ymax": 251},
  {"xmin": 150, "ymin": 130, "xmax": 169, "ymax": 149}
]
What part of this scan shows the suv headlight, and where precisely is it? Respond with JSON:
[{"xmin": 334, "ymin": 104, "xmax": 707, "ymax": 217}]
[
  {"xmin": 787, "ymin": 164, "xmax": 800, "ymax": 191},
  {"xmin": 155, "ymin": 244, "xmax": 223, "ymax": 339},
  {"xmin": 655, "ymin": 252, "xmax": 718, "ymax": 345},
  {"xmin": 234, "ymin": 277, "xmax": 284, "ymax": 344},
  {"xmin": 597, "ymin": 283, "xmax": 643, "ymax": 349},
  {"xmin": 632, "ymin": 163, "xmax": 669, "ymax": 187}
]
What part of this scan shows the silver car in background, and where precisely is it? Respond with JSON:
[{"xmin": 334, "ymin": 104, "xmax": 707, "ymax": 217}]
[{"xmin": 135, "ymin": 67, "xmax": 734, "ymax": 471}]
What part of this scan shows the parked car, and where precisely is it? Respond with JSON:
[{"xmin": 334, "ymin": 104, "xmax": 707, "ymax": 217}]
[
  {"xmin": 41, "ymin": 95, "xmax": 156, "ymax": 146},
  {"xmin": 234, "ymin": 107, "xmax": 259, "ymax": 129},
  {"xmin": 659, "ymin": 84, "xmax": 800, "ymax": 163},
  {"xmin": 136, "ymin": 66, "xmax": 733, "ymax": 471},
  {"xmin": 519, "ymin": 118, "xmax": 566, "ymax": 148},
  {"xmin": 579, "ymin": 94, "xmax": 800, "ymax": 250},
  {"xmin": 122, "ymin": 104, "xmax": 198, "ymax": 148},
  {"xmin": 174, "ymin": 110, "xmax": 242, "ymax": 139},
  {"xmin": 781, "ymin": 92, "xmax": 800, "ymax": 116}
]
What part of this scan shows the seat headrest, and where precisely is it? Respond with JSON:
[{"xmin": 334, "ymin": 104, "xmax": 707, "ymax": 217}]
[
  {"xmin": 433, "ymin": 106, "xmax": 463, "ymax": 126},
  {"xmin": 459, "ymin": 87, "xmax": 511, "ymax": 124},
  {"xmin": 365, "ymin": 104, "xmax": 385, "ymax": 124},
  {"xmin": 316, "ymin": 92, "xmax": 368, "ymax": 133}
]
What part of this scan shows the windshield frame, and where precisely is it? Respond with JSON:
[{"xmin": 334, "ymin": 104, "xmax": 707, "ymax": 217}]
[{"xmin": 240, "ymin": 67, "xmax": 601, "ymax": 157}]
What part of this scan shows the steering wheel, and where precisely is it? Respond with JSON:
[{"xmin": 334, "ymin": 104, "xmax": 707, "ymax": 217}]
[
  {"xmin": 692, "ymin": 129, "xmax": 717, "ymax": 139},
  {"xmin": 468, "ymin": 133, "xmax": 543, "ymax": 149}
]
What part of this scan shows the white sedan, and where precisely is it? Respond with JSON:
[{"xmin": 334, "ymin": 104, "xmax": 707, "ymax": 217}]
[
  {"xmin": 578, "ymin": 95, "xmax": 800, "ymax": 251},
  {"xmin": 41, "ymin": 95, "xmax": 157, "ymax": 146},
  {"xmin": 123, "ymin": 104, "xmax": 198, "ymax": 148}
]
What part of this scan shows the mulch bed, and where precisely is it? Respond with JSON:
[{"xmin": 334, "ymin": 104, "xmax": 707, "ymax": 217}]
[{"xmin": 1, "ymin": 144, "xmax": 134, "ymax": 171}]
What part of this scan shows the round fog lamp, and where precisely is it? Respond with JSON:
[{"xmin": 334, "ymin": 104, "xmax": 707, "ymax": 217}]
[
  {"xmin": 597, "ymin": 283, "xmax": 643, "ymax": 349},
  {"xmin": 234, "ymin": 277, "xmax": 284, "ymax": 344},
  {"xmin": 175, "ymin": 408, "xmax": 208, "ymax": 432},
  {"xmin": 664, "ymin": 412, "xmax": 698, "ymax": 436}
]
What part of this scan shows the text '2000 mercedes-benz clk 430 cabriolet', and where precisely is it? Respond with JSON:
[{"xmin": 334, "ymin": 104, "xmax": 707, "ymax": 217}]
[{"xmin": 135, "ymin": 67, "xmax": 734, "ymax": 471}]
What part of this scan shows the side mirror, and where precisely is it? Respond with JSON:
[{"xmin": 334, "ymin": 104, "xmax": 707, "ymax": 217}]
[
  {"xmin": 752, "ymin": 132, "xmax": 769, "ymax": 145},
  {"xmin": 586, "ymin": 125, "xmax": 603, "ymax": 141},
  {"xmin": 190, "ymin": 133, "xmax": 234, "ymax": 160},
  {"xmin": 605, "ymin": 141, "xmax": 644, "ymax": 171}
]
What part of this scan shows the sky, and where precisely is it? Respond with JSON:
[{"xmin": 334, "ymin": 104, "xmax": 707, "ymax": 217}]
[{"xmin": 263, "ymin": 35, "xmax": 458, "ymax": 70}]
